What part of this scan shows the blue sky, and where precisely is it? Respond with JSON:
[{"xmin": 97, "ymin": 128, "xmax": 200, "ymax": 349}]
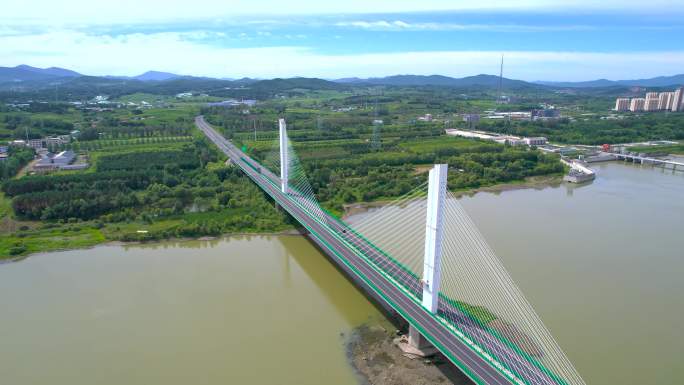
[{"xmin": 1, "ymin": 0, "xmax": 683, "ymax": 80}]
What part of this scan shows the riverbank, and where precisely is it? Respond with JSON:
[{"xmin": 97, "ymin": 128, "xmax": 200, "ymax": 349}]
[
  {"xmin": 342, "ymin": 174, "xmax": 563, "ymax": 219},
  {"xmin": 0, "ymin": 220, "xmax": 300, "ymax": 261},
  {"xmin": 346, "ymin": 323, "xmax": 472, "ymax": 385},
  {"xmin": 0, "ymin": 174, "xmax": 564, "ymax": 260}
]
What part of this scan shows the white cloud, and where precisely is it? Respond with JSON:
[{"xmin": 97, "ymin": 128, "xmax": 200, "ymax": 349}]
[
  {"xmin": 335, "ymin": 20, "xmax": 595, "ymax": 32},
  {"xmin": 2, "ymin": 0, "xmax": 682, "ymax": 24},
  {"xmin": 1, "ymin": 29, "xmax": 683, "ymax": 81}
]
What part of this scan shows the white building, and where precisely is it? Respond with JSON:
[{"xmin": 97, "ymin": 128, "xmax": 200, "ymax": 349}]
[
  {"xmin": 494, "ymin": 136, "xmax": 526, "ymax": 146},
  {"xmin": 445, "ymin": 129, "xmax": 496, "ymax": 140},
  {"xmin": 33, "ymin": 150, "xmax": 77, "ymax": 172},
  {"xmin": 629, "ymin": 98, "xmax": 646, "ymax": 112},
  {"xmin": 45, "ymin": 136, "xmax": 69, "ymax": 147},
  {"xmin": 524, "ymin": 137, "xmax": 548, "ymax": 146},
  {"xmin": 614, "ymin": 98, "xmax": 630, "ymax": 112},
  {"xmin": 672, "ymin": 88, "xmax": 683, "ymax": 112},
  {"xmin": 644, "ymin": 93, "xmax": 660, "ymax": 112},
  {"xmin": 27, "ymin": 139, "xmax": 44, "ymax": 149},
  {"xmin": 658, "ymin": 92, "xmax": 674, "ymax": 110},
  {"xmin": 486, "ymin": 111, "xmax": 531, "ymax": 120}
]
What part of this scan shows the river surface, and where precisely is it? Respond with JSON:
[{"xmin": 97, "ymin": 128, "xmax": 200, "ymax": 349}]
[
  {"xmin": 1, "ymin": 161, "xmax": 682, "ymax": 385},
  {"xmin": 0, "ymin": 236, "xmax": 387, "ymax": 385},
  {"xmin": 453, "ymin": 162, "xmax": 683, "ymax": 385}
]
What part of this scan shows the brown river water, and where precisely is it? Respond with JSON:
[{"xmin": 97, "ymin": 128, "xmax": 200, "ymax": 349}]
[{"xmin": 0, "ymin": 161, "xmax": 682, "ymax": 385}]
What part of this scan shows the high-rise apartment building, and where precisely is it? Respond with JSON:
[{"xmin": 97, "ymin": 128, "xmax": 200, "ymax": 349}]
[
  {"xmin": 645, "ymin": 98, "xmax": 660, "ymax": 111},
  {"xmin": 630, "ymin": 98, "xmax": 646, "ymax": 112},
  {"xmin": 615, "ymin": 87, "xmax": 683, "ymax": 113},
  {"xmin": 658, "ymin": 92, "xmax": 674, "ymax": 110},
  {"xmin": 615, "ymin": 98, "xmax": 630, "ymax": 111},
  {"xmin": 672, "ymin": 87, "xmax": 684, "ymax": 112},
  {"xmin": 644, "ymin": 92, "xmax": 660, "ymax": 111}
]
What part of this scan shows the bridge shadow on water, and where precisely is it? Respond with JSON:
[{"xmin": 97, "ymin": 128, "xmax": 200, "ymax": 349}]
[{"xmin": 278, "ymin": 233, "xmax": 473, "ymax": 385}]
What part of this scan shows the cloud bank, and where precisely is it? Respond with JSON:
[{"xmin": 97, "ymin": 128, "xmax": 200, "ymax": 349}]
[{"xmin": 1, "ymin": 29, "xmax": 683, "ymax": 81}]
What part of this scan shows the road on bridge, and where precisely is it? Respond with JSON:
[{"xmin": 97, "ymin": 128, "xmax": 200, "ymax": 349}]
[{"xmin": 196, "ymin": 116, "xmax": 561, "ymax": 385}]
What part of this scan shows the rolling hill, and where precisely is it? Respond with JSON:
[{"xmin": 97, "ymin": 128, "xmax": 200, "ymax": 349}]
[
  {"xmin": 0, "ymin": 65, "xmax": 81, "ymax": 83},
  {"xmin": 535, "ymin": 74, "xmax": 684, "ymax": 88},
  {"xmin": 335, "ymin": 74, "xmax": 543, "ymax": 90}
]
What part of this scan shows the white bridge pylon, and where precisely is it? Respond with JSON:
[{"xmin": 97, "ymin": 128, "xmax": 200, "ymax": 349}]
[
  {"xmin": 422, "ymin": 164, "xmax": 447, "ymax": 313},
  {"xmin": 279, "ymin": 118, "xmax": 288, "ymax": 194}
]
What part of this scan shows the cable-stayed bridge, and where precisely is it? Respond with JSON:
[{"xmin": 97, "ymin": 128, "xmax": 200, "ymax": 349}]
[{"xmin": 196, "ymin": 116, "xmax": 586, "ymax": 385}]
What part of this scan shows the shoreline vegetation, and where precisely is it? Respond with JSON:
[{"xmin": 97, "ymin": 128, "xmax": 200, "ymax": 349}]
[
  {"xmin": 342, "ymin": 174, "xmax": 562, "ymax": 219},
  {"xmin": 0, "ymin": 173, "xmax": 563, "ymax": 261},
  {"xmin": 0, "ymin": 99, "xmax": 568, "ymax": 260}
]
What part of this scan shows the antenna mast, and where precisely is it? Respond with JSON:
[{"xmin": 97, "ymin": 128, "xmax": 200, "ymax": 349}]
[{"xmin": 497, "ymin": 54, "xmax": 504, "ymax": 104}]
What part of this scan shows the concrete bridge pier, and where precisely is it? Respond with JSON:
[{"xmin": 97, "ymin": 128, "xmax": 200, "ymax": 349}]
[
  {"xmin": 397, "ymin": 164, "xmax": 448, "ymax": 357},
  {"xmin": 279, "ymin": 118, "xmax": 288, "ymax": 194}
]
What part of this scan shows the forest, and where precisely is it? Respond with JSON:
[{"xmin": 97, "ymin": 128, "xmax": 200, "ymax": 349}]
[
  {"xmin": 3, "ymin": 81, "xmax": 680, "ymax": 257},
  {"xmin": 204, "ymin": 101, "xmax": 565, "ymax": 212},
  {"xmin": 477, "ymin": 113, "xmax": 684, "ymax": 144},
  {"xmin": 0, "ymin": 146, "xmax": 34, "ymax": 180},
  {"xmin": 1, "ymin": 135, "xmax": 290, "ymax": 255}
]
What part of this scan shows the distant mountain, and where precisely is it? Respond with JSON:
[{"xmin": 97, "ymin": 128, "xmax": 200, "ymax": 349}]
[
  {"xmin": 17, "ymin": 65, "xmax": 81, "ymax": 78},
  {"xmin": 334, "ymin": 74, "xmax": 541, "ymax": 89},
  {"xmin": 133, "ymin": 70, "xmax": 181, "ymax": 81},
  {"xmin": 0, "ymin": 65, "xmax": 81, "ymax": 83},
  {"xmin": 536, "ymin": 79, "xmax": 617, "ymax": 88},
  {"xmin": 536, "ymin": 74, "xmax": 684, "ymax": 88},
  {"xmin": 334, "ymin": 77, "xmax": 364, "ymax": 83},
  {"xmin": 253, "ymin": 77, "xmax": 346, "ymax": 91}
]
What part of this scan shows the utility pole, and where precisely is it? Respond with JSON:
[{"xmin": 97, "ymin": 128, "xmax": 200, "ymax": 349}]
[
  {"xmin": 497, "ymin": 54, "xmax": 504, "ymax": 104},
  {"xmin": 279, "ymin": 118, "xmax": 288, "ymax": 194},
  {"xmin": 371, "ymin": 94, "xmax": 382, "ymax": 150}
]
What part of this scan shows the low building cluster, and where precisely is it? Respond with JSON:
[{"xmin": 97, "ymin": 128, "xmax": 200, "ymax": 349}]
[
  {"xmin": 475, "ymin": 108, "xmax": 560, "ymax": 122},
  {"xmin": 207, "ymin": 99, "xmax": 257, "ymax": 107},
  {"xmin": 11, "ymin": 135, "xmax": 72, "ymax": 150},
  {"xmin": 33, "ymin": 150, "xmax": 84, "ymax": 172},
  {"xmin": 32, "ymin": 150, "xmax": 89, "ymax": 173},
  {"xmin": 445, "ymin": 129, "xmax": 548, "ymax": 147},
  {"xmin": 615, "ymin": 87, "xmax": 684, "ymax": 112}
]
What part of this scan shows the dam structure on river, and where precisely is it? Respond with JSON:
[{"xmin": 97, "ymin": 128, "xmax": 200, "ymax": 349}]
[{"xmin": 196, "ymin": 116, "xmax": 586, "ymax": 385}]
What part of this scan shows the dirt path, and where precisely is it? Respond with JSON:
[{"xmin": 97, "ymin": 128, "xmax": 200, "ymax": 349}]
[
  {"xmin": 15, "ymin": 157, "xmax": 39, "ymax": 178},
  {"xmin": 347, "ymin": 324, "xmax": 473, "ymax": 385}
]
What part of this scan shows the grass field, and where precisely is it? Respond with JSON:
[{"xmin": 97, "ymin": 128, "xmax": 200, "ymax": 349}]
[{"xmin": 629, "ymin": 143, "xmax": 684, "ymax": 155}]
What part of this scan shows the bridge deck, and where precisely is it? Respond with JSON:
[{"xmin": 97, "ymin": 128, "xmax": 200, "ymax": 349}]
[
  {"xmin": 196, "ymin": 116, "xmax": 564, "ymax": 385},
  {"xmin": 610, "ymin": 152, "xmax": 684, "ymax": 167}
]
